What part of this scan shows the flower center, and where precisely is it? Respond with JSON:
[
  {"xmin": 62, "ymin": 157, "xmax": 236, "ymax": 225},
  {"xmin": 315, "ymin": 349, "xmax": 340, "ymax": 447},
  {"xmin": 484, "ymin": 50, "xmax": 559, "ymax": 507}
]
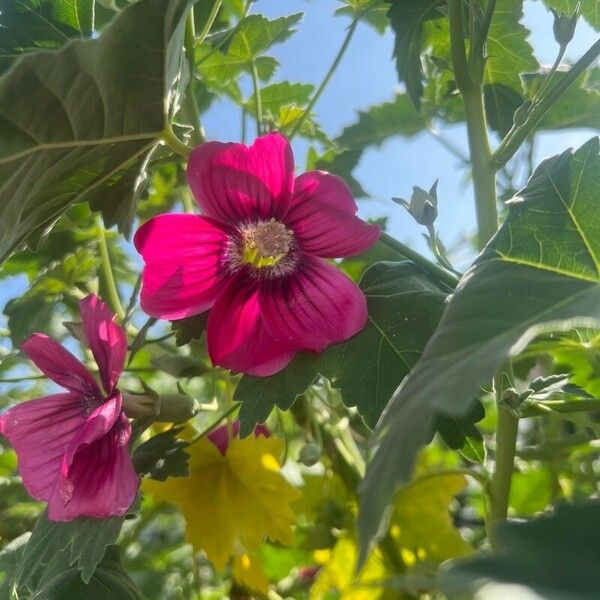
[{"xmin": 241, "ymin": 219, "xmax": 293, "ymax": 269}]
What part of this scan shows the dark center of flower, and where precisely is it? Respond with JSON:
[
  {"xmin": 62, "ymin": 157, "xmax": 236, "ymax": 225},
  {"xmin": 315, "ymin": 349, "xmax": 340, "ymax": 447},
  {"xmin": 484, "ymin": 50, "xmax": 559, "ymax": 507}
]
[{"xmin": 241, "ymin": 219, "xmax": 294, "ymax": 269}]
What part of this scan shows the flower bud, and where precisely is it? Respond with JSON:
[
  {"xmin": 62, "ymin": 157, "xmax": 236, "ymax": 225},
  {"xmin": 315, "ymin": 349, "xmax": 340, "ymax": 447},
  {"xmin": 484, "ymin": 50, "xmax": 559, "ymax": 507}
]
[
  {"xmin": 393, "ymin": 180, "xmax": 438, "ymax": 227},
  {"xmin": 550, "ymin": 4, "xmax": 579, "ymax": 48},
  {"xmin": 299, "ymin": 442, "xmax": 321, "ymax": 466},
  {"xmin": 122, "ymin": 392, "xmax": 160, "ymax": 419},
  {"xmin": 155, "ymin": 393, "xmax": 196, "ymax": 423}
]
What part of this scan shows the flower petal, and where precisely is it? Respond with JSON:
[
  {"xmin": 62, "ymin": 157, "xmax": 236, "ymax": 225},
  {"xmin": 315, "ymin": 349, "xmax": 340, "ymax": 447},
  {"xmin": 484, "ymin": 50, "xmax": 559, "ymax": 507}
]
[
  {"xmin": 284, "ymin": 171, "xmax": 380, "ymax": 257},
  {"xmin": 207, "ymin": 421, "xmax": 270, "ymax": 455},
  {"xmin": 207, "ymin": 273, "xmax": 296, "ymax": 376},
  {"xmin": 187, "ymin": 133, "xmax": 294, "ymax": 224},
  {"xmin": 80, "ymin": 294, "xmax": 127, "ymax": 395},
  {"xmin": 0, "ymin": 392, "xmax": 87, "ymax": 502},
  {"xmin": 22, "ymin": 333, "xmax": 100, "ymax": 397},
  {"xmin": 49, "ymin": 394, "xmax": 138, "ymax": 520},
  {"xmin": 134, "ymin": 213, "xmax": 230, "ymax": 320},
  {"xmin": 260, "ymin": 254, "xmax": 368, "ymax": 353}
]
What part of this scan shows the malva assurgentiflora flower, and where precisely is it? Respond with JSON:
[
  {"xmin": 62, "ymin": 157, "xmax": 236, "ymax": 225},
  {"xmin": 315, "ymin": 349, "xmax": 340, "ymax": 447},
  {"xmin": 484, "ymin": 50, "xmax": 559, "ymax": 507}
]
[
  {"xmin": 134, "ymin": 133, "xmax": 380, "ymax": 376},
  {"xmin": 0, "ymin": 294, "xmax": 138, "ymax": 520}
]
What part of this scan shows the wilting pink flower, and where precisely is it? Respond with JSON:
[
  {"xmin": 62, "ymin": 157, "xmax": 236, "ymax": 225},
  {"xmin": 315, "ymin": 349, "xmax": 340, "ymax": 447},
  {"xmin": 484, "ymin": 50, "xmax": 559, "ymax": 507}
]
[
  {"xmin": 207, "ymin": 421, "xmax": 269, "ymax": 456},
  {"xmin": 134, "ymin": 133, "xmax": 379, "ymax": 376},
  {"xmin": 0, "ymin": 295, "xmax": 138, "ymax": 520}
]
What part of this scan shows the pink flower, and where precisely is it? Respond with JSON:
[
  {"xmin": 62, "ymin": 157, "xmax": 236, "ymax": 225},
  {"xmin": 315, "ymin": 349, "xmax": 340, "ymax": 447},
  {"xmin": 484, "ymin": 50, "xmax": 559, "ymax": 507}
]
[
  {"xmin": 0, "ymin": 295, "xmax": 138, "ymax": 520},
  {"xmin": 134, "ymin": 133, "xmax": 379, "ymax": 376}
]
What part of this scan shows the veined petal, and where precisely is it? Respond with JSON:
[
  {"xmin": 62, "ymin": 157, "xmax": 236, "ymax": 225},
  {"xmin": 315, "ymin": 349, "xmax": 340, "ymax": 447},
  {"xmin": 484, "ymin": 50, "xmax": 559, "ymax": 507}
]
[
  {"xmin": 22, "ymin": 333, "xmax": 100, "ymax": 397},
  {"xmin": 187, "ymin": 133, "xmax": 294, "ymax": 225},
  {"xmin": 134, "ymin": 213, "xmax": 230, "ymax": 320},
  {"xmin": 284, "ymin": 171, "xmax": 380, "ymax": 258},
  {"xmin": 0, "ymin": 393, "xmax": 87, "ymax": 502},
  {"xmin": 207, "ymin": 273, "xmax": 296, "ymax": 376},
  {"xmin": 49, "ymin": 394, "xmax": 138, "ymax": 520},
  {"xmin": 260, "ymin": 254, "xmax": 368, "ymax": 353},
  {"xmin": 80, "ymin": 294, "xmax": 127, "ymax": 395}
]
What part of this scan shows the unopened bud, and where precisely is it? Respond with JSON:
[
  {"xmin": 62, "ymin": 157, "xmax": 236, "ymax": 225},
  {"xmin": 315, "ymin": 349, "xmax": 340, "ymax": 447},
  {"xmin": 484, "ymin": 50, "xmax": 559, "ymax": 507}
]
[
  {"xmin": 299, "ymin": 443, "xmax": 321, "ymax": 467},
  {"xmin": 513, "ymin": 101, "xmax": 531, "ymax": 127},
  {"xmin": 155, "ymin": 393, "xmax": 196, "ymax": 423},
  {"xmin": 122, "ymin": 392, "xmax": 160, "ymax": 419},
  {"xmin": 393, "ymin": 180, "xmax": 438, "ymax": 227},
  {"xmin": 550, "ymin": 4, "xmax": 579, "ymax": 48}
]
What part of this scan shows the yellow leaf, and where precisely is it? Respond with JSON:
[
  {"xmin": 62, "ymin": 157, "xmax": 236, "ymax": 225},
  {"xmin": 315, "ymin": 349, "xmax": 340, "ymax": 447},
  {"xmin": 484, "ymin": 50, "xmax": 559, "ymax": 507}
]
[
  {"xmin": 144, "ymin": 435, "xmax": 300, "ymax": 571},
  {"xmin": 232, "ymin": 553, "xmax": 269, "ymax": 594},
  {"xmin": 389, "ymin": 473, "xmax": 471, "ymax": 564},
  {"xmin": 310, "ymin": 534, "xmax": 388, "ymax": 600}
]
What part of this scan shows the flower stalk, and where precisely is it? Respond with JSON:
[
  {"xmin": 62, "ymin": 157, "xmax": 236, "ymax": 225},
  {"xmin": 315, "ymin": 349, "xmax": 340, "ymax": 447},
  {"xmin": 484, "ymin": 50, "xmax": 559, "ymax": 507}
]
[{"xmin": 95, "ymin": 214, "xmax": 126, "ymax": 321}]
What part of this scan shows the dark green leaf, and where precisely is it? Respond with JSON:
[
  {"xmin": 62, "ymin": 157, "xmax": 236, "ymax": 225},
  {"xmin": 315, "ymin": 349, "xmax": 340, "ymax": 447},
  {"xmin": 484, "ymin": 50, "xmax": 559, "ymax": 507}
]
[
  {"xmin": 359, "ymin": 137, "xmax": 600, "ymax": 563},
  {"xmin": 4, "ymin": 295, "xmax": 55, "ymax": 346},
  {"xmin": 13, "ymin": 510, "xmax": 125, "ymax": 587},
  {"xmin": 171, "ymin": 312, "xmax": 209, "ymax": 346},
  {"xmin": 0, "ymin": 0, "xmax": 197, "ymax": 262},
  {"xmin": 0, "ymin": 0, "xmax": 93, "ymax": 74},
  {"xmin": 133, "ymin": 427, "xmax": 190, "ymax": 480},
  {"xmin": 387, "ymin": 0, "xmax": 444, "ymax": 109},
  {"xmin": 236, "ymin": 261, "xmax": 448, "ymax": 435},
  {"xmin": 31, "ymin": 546, "xmax": 144, "ymax": 600},
  {"xmin": 441, "ymin": 502, "xmax": 600, "ymax": 599}
]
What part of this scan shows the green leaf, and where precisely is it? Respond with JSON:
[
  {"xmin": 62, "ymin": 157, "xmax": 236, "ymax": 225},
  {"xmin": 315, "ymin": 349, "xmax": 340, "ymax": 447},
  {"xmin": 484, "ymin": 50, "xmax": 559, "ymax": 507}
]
[
  {"xmin": 197, "ymin": 13, "xmax": 302, "ymax": 85},
  {"xmin": 543, "ymin": 0, "xmax": 600, "ymax": 30},
  {"xmin": 484, "ymin": 0, "xmax": 538, "ymax": 92},
  {"xmin": 247, "ymin": 81, "xmax": 314, "ymax": 117},
  {"xmin": 30, "ymin": 546, "xmax": 144, "ymax": 600},
  {"xmin": 0, "ymin": 0, "xmax": 197, "ymax": 262},
  {"xmin": 387, "ymin": 0, "xmax": 444, "ymax": 109},
  {"xmin": 133, "ymin": 427, "xmax": 190, "ymax": 480},
  {"xmin": 171, "ymin": 312, "xmax": 209, "ymax": 346},
  {"xmin": 359, "ymin": 137, "xmax": 600, "ymax": 563},
  {"xmin": 236, "ymin": 261, "xmax": 449, "ymax": 435},
  {"xmin": 440, "ymin": 501, "xmax": 600, "ymax": 598},
  {"xmin": 0, "ymin": 0, "xmax": 93, "ymax": 74},
  {"xmin": 12, "ymin": 510, "xmax": 125, "ymax": 588}
]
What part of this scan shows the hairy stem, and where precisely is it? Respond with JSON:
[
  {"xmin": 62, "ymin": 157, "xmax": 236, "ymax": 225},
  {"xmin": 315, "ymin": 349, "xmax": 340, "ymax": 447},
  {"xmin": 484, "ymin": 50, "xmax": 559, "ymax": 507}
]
[
  {"xmin": 379, "ymin": 232, "xmax": 460, "ymax": 288},
  {"xmin": 289, "ymin": 16, "xmax": 361, "ymax": 140},
  {"xmin": 492, "ymin": 38, "xmax": 600, "ymax": 170},
  {"xmin": 183, "ymin": 11, "xmax": 205, "ymax": 145},
  {"xmin": 95, "ymin": 214, "xmax": 126, "ymax": 320},
  {"xmin": 161, "ymin": 126, "xmax": 192, "ymax": 158}
]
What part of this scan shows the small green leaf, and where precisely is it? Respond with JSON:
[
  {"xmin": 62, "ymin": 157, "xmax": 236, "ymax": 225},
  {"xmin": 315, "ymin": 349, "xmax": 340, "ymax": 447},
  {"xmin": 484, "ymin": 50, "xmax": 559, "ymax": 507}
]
[
  {"xmin": 133, "ymin": 427, "xmax": 190, "ymax": 480},
  {"xmin": 359, "ymin": 137, "xmax": 600, "ymax": 564},
  {"xmin": 171, "ymin": 313, "xmax": 209, "ymax": 346},
  {"xmin": 247, "ymin": 81, "xmax": 314, "ymax": 117},
  {"xmin": 387, "ymin": 0, "xmax": 445, "ymax": 109},
  {"xmin": 440, "ymin": 501, "xmax": 600, "ymax": 598}
]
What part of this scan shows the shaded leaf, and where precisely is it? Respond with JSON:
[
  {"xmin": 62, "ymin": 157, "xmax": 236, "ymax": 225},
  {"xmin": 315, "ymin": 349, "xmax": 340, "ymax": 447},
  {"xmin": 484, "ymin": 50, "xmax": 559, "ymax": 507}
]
[
  {"xmin": 0, "ymin": 0, "xmax": 197, "ymax": 262},
  {"xmin": 171, "ymin": 312, "xmax": 209, "ymax": 346},
  {"xmin": 359, "ymin": 138, "xmax": 600, "ymax": 562},
  {"xmin": 441, "ymin": 501, "xmax": 600, "ymax": 599},
  {"xmin": 133, "ymin": 427, "xmax": 190, "ymax": 480}
]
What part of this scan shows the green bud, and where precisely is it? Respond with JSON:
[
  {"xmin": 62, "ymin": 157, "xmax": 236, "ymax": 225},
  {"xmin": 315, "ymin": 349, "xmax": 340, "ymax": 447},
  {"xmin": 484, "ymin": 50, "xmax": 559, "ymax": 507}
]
[
  {"xmin": 299, "ymin": 443, "xmax": 321, "ymax": 467},
  {"xmin": 122, "ymin": 392, "xmax": 160, "ymax": 419},
  {"xmin": 550, "ymin": 4, "xmax": 579, "ymax": 48},
  {"xmin": 156, "ymin": 393, "xmax": 196, "ymax": 423},
  {"xmin": 393, "ymin": 180, "xmax": 438, "ymax": 227},
  {"xmin": 513, "ymin": 101, "xmax": 531, "ymax": 127}
]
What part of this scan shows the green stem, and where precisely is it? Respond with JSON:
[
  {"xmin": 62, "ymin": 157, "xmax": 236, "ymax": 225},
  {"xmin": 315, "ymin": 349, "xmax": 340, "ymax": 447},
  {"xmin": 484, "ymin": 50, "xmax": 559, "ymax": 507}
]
[
  {"xmin": 289, "ymin": 16, "xmax": 361, "ymax": 140},
  {"xmin": 196, "ymin": 0, "xmax": 222, "ymax": 45},
  {"xmin": 190, "ymin": 403, "xmax": 239, "ymax": 444},
  {"xmin": 0, "ymin": 374, "xmax": 46, "ymax": 383},
  {"xmin": 491, "ymin": 38, "xmax": 600, "ymax": 170},
  {"xmin": 520, "ymin": 397, "xmax": 600, "ymax": 417},
  {"xmin": 123, "ymin": 275, "xmax": 142, "ymax": 326},
  {"xmin": 489, "ymin": 405, "xmax": 519, "ymax": 532},
  {"xmin": 183, "ymin": 11, "xmax": 204, "ymax": 145},
  {"xmin": 531, "ymin": 45, "xmax": 565, "ymax": 105},
  {"xmin": 95, "ymin": 214, "xmax": 126, "ymax": 320},
  {"xmin": 161, "ymin": 126, "xmax": 192, "ymax": 158},
  {"xmin": 379, "ymin": 233, "xmax": 460, "ymax": 289},
  {"xmin": 449, "ymin": 0, "xmax": 498, "ymax": 249},
  {"xmin": 249, "ymin": 60, "xmax": 263, "ymax": 136}
]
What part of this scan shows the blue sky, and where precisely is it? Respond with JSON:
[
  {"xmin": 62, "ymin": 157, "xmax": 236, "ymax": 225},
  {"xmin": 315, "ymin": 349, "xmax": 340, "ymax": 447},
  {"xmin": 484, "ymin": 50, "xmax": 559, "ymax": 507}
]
[{"xmin": 203, "ymin": 0, "xmax": 599, "ymax": 263}]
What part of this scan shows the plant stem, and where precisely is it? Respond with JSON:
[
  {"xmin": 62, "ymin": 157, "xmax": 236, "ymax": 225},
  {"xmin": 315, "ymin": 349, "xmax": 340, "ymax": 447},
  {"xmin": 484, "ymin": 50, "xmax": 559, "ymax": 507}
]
[
  {"xmin": 191, "ymin": 403, "xmax": 240, "ymax": 444},
  {"xmin": 161, "ymin": 126, "xmax": 192, "ymax": 158},
  {"xmin": 196, "ymin": 0, "xmax": 223, "ymax": 46},
  {"xmin": 379, "ymin": 232, "xmax": 460, "ymax": 288},
  {"xmin": 449, "ymin": 0, "xmax": 498, "ymax": 249},
  {"xmin": 183, "ymin": 10, "xmax": 205, "ymax": 145},
  {"xmin": 95, "ymin": 214, "xmax": 126, "ymax": 320},
  {"xmin": 289, "ymin": 16, "xmax": 361, "ymax": 140},
  {"xmin": 249, "ymin": 60, "xmax": 263, "ymax": 136},
  {"xmin": 521, "ymin": 397, "xmax": 600, "ymax": 417},
  {"xmin": 491, "ymin": 38, "xmax": 600, "ymax": 170},
  {"xmin": 489, "ymin": 405, "xmax": 519, "ymax": 531}
]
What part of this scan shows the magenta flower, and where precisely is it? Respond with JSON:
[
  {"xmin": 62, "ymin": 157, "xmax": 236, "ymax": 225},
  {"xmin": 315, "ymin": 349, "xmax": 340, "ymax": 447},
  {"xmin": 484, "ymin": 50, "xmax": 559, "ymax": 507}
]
[
  {"xmin": 0, "ymin": 295, "xmax": 138, "ymax": 520},
  {"xmin": 134, "ymin": 133, "xmax": 380, "ymax": 376}
]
